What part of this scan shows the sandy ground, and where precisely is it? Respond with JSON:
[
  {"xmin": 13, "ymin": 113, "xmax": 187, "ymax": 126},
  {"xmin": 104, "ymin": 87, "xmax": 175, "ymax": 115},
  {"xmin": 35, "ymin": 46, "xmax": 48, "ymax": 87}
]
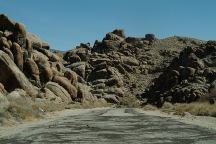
[
  {"xmin": 0, "ymin": 107, "xmax": 216, "ymax": 139},
  {"xmin": 136, "ymin": 109, "xmax": 216, "ymax": 131}
]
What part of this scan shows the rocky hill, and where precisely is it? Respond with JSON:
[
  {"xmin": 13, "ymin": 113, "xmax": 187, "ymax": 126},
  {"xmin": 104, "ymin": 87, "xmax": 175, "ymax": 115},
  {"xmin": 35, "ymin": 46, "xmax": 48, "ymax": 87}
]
[{"xmin": 0, "ymin": 14, "xmax": 215, "ymax": 122}]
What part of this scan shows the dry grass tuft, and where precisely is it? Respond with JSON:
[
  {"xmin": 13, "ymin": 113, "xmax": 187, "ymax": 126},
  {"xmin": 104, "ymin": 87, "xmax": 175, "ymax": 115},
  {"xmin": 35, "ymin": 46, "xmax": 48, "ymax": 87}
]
[
  {"xmin": 161, "ymin": 102, "xmax": 216, "ymax": 117},
  {"xmin": 143, "ymin": 104, "xmax": 158, "ymax": 111},
  {"xmin": 119, "ymin": 95, "xmax": 141, "ymax": 108}
]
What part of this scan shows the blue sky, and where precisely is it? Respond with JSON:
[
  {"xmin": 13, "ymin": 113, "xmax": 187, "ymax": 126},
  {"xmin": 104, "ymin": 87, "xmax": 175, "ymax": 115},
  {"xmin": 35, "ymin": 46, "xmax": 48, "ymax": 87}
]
[{"xmin": 1, "ymin": 0, "xmax": 216, "ymax": 51}]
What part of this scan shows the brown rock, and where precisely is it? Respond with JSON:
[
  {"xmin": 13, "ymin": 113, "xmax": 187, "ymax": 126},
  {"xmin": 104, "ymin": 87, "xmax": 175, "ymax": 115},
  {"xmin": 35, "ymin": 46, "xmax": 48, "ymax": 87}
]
[
  {"xmin": 39, "ymin": 66, "xmax": 53, "ymax": 83},
  {"xmin": 26, "ymin": 38, "xmax": 33, "ymax": 53},
  {"xmin": 0, "ymin": 14, "xmax": 15, "ymax": 32},
  {"xmin": 68, "ymin": 54, "xmax": 81, "ymax": 63},
  {"xmin": 0, "ymin": 50, "xmax": 37, "ymax": 96},
  {"xmin": 2, "ymin": 47, "xmax": 14, "ymax": 60},
  {"xmin": 77, "ymin": 83, "xmax": 97, "ymax": 103},
  {"xmin": 14, "ymin": 23, "xmax": 27, "ymax": 48},
  {"xmin": 64, "ymin": 70, "xmax": 78, "ymax": 87},
  {"xmin": 34, "ymin": 47, "xmax": 60, "ymax": 62},
  {"xmin": 112, "ymin": 29, "xmax": 126, "ymax": 38},
  {"xmin": 0, "ymin": 37, "xmax": 10, "ymax": 48},
  {"xmin": 52, "ymin": 75, "xmax": 77, "ymax": 99},
  {"xmin": 45, "ymin": 82, "xmax": 72, "ymax": 103},
  {"xmin": 23, "ymin": 58, "xmax": 40, "ymax": 82},
  {"xmin": 121, "ymin": 56, "xmax": 139, "ymax": 66},
  {"xmin": 43, "ymin": 88, "xmax": 62, "ymax": 103},
  {"xmin": 11, "ymin": 42, "xmax": 23, "ymax": 70}
]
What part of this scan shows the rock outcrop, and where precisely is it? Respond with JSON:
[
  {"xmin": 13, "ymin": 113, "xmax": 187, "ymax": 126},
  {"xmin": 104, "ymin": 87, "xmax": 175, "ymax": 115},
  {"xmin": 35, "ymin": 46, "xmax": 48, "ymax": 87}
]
[
  {"xmin": 0, "ymin": 15, "xmax": 97, "ymax": 110},
  {"xmin": 141, "ymin": 41, "xmax": 216, "ymax": 106},
  {"xmin": 0, "ymin": 14, "xmax": 214, "ymax": 118}
]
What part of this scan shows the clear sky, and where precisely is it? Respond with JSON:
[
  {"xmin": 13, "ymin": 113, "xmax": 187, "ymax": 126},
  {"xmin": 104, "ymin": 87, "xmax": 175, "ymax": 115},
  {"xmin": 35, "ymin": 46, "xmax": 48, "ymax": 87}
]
[{"xmin": 0, "ymin": 0, "xmax": 216, "ymax": 51}]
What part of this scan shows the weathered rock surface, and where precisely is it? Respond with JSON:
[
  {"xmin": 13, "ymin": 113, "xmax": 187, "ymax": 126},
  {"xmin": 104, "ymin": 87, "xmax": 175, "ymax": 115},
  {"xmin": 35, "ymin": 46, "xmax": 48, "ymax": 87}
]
[
  {"xmin": 45, "ymin": 82, "xmax": 72, "ymax": 104},
  {"xmin": 0, "ymin": 51, "xmax": 37, "ymax": 96},
  {"xmin": 141, "ymin": 41, "xmax": 216, "ymax": 106},
  {"xmin": 0, "ymin": 14, "xmax": 214, "ymax": 114}
]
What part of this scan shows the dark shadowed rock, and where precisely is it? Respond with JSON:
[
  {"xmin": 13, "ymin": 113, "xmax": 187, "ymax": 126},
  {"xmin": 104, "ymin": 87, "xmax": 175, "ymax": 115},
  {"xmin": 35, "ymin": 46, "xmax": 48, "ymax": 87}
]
[
  {"xmin": 0, "ymin": 50, "xmax": 37, "ymax": 96},
  {"xmin": 112, "ymin": 29, "xmax": 126, "ymax": 38},
  {"xmin": 14, "ymin": 23, "xmax": 27, "ymax": 48},
  {"xmin": 0, "ymin": 14, "xmax": 15, "ymax": 32},
  {"xmin": 23, "ymin": 58, "xmax": 40, "ymax": 83},
  {"xmin": 11, "ymin": 42, "xmax": 23, "ymax": 70}
]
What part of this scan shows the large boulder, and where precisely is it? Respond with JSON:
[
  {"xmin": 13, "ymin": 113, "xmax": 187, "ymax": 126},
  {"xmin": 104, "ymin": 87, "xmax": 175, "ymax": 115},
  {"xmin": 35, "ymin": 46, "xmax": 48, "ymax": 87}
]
[
  {"xmin": 67, "ymin": 62, "xmax": 86, "ymax": 78},
  {"xmin": 0, "ymin": 37, "xmax": 10, "ymax": 48},
  {"xmin": 121, "ymin": 56, "xmax": 139, "ymax": 66},
  {"xmin": 39, "ymin": 65, "xmax": 53, "ymax": 84},
  {"xmin": 103, "ymin": 94, "xmax": 119, "ymax": 104},
  {"xmin": 0, "ymin": 51, "xmax": 37, "ymax": 96},
  {"xmin": 77, "ymin": 83, "xmax": 97, "ymax": 102},
  {"xmin": 7, "ymin": 89, "xmax": 27, "ymax": 101},
  {"xmin": 34, "ymin": 47, "xmax": 60, "ymax": 62},
  {"xmin": 11, "ymin": 42, "xmax": 23, "ymax": 70},
  {"xmin": 42, "ymin": 88, "xmax": 62, "ymax": 103},
  {"xmin": 45, "ymin": 82, "xmax": 72, "ymax": 104},
  {"xmin": 23, "ymin": 58, "xmax": 40, "ymax": 83},
  {"xmin": 52, "ymin": 75, "xmax": 77, "ymax": 99},
  {"xmin": 2, "ymin": 47, "xmax": 14, "ymax": 60},
  {"xmin": 14, "ymin": 23, "xmax": 27, "ymax": 48},
  {"xmin": 64, "ymin": 70, "xmax": 78, "ymax": 87},
  {"xmin": 0, "ymin": 14, "xmax": 15, "ymax": 32},
  {"xmin": 27, "ymin": 33, "xmax": 50, "ymax": 50},
  {"xmin": 112, "ymin": 29, "xmax": 126, "ymax": 38}
]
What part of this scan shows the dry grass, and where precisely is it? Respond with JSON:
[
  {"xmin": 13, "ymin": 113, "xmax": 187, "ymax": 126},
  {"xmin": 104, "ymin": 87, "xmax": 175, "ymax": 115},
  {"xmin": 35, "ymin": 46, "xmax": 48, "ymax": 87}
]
[
  {"xmin": 118, "ymin": 95, "xmax": 141, "ymax": 108},
  {"xmin": 161, "ymin": 102, "xmax": 216, "ymax": 117},
  {"xmin": 143, "ymin": 104, "xmax": 158, "ymax": 111}
]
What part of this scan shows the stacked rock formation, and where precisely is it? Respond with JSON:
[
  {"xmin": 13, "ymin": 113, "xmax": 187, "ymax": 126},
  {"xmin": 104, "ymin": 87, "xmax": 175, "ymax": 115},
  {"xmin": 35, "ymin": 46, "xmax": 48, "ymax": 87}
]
[
  {"xmin": 1, "ymin": 14, "xmax": 214, "ymax": 111},
  {"xmin": 63, "ymin": 29, "xmax": 156, "ymax": 103},
  {"xmin": 141, "ymin": 41, "xmax": 216, "ymax": 106},
  {"xmin": 0, "ymin": 14, "xmax": 97, "ymax": 107}
]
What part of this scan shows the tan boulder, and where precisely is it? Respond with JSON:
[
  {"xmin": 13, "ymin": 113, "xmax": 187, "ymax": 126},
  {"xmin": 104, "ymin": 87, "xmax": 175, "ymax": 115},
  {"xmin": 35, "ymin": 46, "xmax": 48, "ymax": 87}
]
[
  {"xmin": 52, "ymin": 75, "xmax": 77, "ymax": 99},
  {"xmin": 45, "ymin": 82, "xmax": 72, "ymax": 103},
  {"xmin": 64, "ymin": 70, "xmax": 78, "ymax": 87},
  {"xmin": 43, "ymin": 88, "xmax": 62, "ymax": 103},
  {"xmin": 0, "ymin": 37, "xmax": 10, "ymax": 48},
  {"xmin": 2, "ymin": 47, "xmax": 14, "ymax": 60},
  {"xmin": 34, "ymin": 47, "xmax": 60, "ymax": 62},
  {"xmin": 77, "ymin": 83, "xmax": 97, "ymax": 103}
]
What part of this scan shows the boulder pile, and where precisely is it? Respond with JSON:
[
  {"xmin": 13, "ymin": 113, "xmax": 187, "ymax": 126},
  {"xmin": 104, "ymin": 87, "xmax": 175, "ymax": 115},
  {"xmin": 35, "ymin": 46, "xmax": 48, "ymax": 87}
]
[
  {"xmin": 141, "ymin": 41, "xmax": 216, "ymax": 106},
  {"xmin": 63, "ymin": 29, "xmax": 159, "ymax": 104},
  {"xmin": 0, "ymin": 14, "xmax": 97, "ymax": 109},
  {"xmin": 1, "ymin": 14, "xmax": 213, "ymax": 114}
]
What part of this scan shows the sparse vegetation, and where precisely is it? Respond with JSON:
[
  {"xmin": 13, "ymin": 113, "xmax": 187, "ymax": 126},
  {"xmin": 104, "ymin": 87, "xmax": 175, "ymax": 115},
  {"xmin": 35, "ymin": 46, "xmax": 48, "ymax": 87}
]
[
  {"xmin": 118, "ymin": 95, "xmax": 141, "ymax": 108},
  {"xmin": 161, "ymin": 102, "xmax": 216, "ymax": 117}
]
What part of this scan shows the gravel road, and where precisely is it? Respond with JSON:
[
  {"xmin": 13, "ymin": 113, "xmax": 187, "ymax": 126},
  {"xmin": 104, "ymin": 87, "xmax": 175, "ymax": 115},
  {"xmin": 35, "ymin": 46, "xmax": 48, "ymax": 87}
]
[{"xmin": 0, "ymin": 108, "xmax": 216, "ymax": 144}]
